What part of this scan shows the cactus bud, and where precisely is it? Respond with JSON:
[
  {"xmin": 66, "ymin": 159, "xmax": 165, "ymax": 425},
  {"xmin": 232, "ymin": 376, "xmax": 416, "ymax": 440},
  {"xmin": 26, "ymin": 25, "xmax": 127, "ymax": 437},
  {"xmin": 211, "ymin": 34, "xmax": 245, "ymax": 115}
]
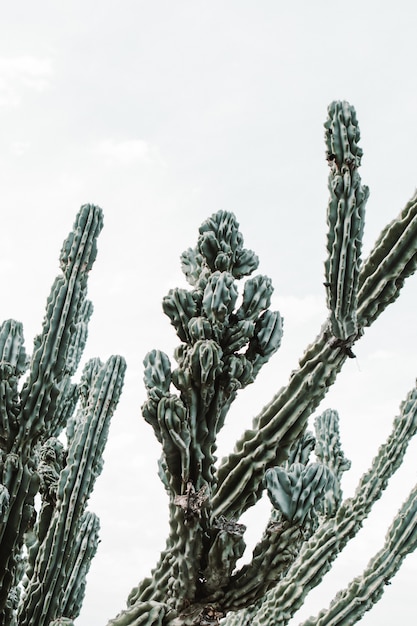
[
  {"xmin": 264, "ymin": 463, "xmax": 335, "ymax": 525},
  {"xmin": 202, "ymin": 272, "xmax": 238, "ymax": 324},
  {"xmin": 189, "ymin": 340, "xmax": 223, "ymax": 389},
  {"xmin": 237, "ymin": 275, "xmax": 273, "ymax": 321},
  {"xmin": 163, "ymin": 289, "xmax": 197, "ymax": 342},
  {"xmin": 143, "ymin": 350, "xmax": 172, "ymax": 394}
]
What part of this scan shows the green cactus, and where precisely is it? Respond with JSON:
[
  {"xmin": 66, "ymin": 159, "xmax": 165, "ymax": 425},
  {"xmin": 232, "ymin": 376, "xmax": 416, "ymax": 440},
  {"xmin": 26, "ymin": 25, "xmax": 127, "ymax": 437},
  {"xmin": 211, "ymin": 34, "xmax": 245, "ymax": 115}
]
[
  {"xmin": 0, "ymin": 204, "xmax": 126, "ymax": 625},
  {"xmin": 324, "ymin": 101, "xmax": 369, "ymax": 341},
  {"xmin": 3, "ymin": 101, "xmax": 417, "ymax": 626},
  {"xmin": 108, "ymin": 101, "xmax": 417, "ymax": 626}
]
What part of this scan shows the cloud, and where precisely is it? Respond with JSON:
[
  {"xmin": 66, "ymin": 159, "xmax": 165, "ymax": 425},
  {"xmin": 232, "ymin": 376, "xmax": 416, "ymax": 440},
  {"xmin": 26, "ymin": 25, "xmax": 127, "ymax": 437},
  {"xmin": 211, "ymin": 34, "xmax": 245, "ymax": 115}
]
[
  {"xmin": 0, "ymin": 56, "xmax": 53, "ymax": 107},
  {"xmin": 94, "ymin": 138, "xmax": 158, "ymax": 165}
]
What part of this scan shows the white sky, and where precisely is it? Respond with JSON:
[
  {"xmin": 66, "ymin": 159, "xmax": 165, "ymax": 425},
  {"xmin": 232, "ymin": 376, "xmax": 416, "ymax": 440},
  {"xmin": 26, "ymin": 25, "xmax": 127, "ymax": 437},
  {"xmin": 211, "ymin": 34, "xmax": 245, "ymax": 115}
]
[{"xmin": 2, "ymin": 1, "xmax": 417, "ymax": 624}]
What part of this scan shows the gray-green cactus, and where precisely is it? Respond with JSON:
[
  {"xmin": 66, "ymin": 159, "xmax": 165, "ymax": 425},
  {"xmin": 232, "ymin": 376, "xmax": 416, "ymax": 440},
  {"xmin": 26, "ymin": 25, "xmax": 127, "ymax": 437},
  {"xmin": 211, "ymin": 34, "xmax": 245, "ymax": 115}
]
[
  {"xmin": 324, "ymin": 101, "xmax": 369, "ymax": 341},
  {"xmin": 0, "ymin": 204, "xmax": 126, "ymax": 625},
  {"xmin": 3, "ymin": 100, "xmax": 417, "ymax": 626},
  {"xmin": 107, "ymin": 101, "xmax": 417, "ymax": 626}
]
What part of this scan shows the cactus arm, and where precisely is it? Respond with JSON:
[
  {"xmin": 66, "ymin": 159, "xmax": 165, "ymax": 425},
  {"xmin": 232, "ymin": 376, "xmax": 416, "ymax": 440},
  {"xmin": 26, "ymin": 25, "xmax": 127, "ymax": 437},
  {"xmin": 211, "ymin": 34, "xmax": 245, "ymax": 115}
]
[
  {"xmin": 17, "ymin": 355, "xmax": 126, "ymax": 626},
  {"xmin": 0, "ymin": 453, "xmax": 39, "ymax": 618},
  {"xmin": 244, "ymin": 385, "xmax": 417, "ymax": 626},
  {"xmin": 324, "ymin": 101, "xmax": 369, "ymax": 340},
  {"xmin": 357, "ymin": 190, "xmax": 417, "ymax": 326},
  {"xmin": 0, "ymin": 319, "xmax": 28, "ymax": 377},
  {"xmin": 264, "ymin": 462, "xmax": 335, "ymax": 526},
  {"xmin": 314, "ymin": 409, "xmax": 351, "ymax": 513},
  {"xmin": 313, "ymin": 409, "xmax": 350, "ymax": 479},
  {"xmin": 212, "ymin": 97, "xmax": 417, "ymax": 522},
  {"xmin": 299, "ymin": 483, "xmax": 417, "ymax": 626},
  {"xmin": 111, "ymin": 211, "xmax": 283, "ymax": 626},
  {"xmin": 17, "ymin": 204, "xmax": 103, "ymax": 449}
]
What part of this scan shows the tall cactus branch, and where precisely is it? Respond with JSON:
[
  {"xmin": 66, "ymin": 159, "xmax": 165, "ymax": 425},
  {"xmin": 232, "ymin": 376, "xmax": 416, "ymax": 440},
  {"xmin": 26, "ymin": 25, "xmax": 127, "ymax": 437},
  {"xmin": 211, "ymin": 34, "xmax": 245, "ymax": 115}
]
[
  {"xmin": 324, "ymin": 100, "xmax": 369, "ymax": 340},
  {"xmin": 18, "ymin": 205, "xmax": 102, "ymax": 449},
  {"xmin": 18, "ymin": 356, "xmax": 126, "ymax": 626}
]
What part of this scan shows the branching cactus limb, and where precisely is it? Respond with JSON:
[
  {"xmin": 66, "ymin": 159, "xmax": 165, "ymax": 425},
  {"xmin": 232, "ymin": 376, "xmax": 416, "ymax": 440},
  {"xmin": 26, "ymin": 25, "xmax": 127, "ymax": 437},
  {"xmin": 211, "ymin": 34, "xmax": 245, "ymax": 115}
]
[
  {"xmin": 218, "ymin": 420, "xmax": 348, "ymax": 616},
  {"xmin": 218, "ymin": 514, "xmax": 306, "ymax": 612},
  {"xmin": 0, "ymin": 204, "xmax": 125, "ymax": 625},
  {"xmin": 18, "ymin": 355, "xmax": 126, "ymax": 626},
  {"xmin": 0, "ymin": 320, "xmax": 31, "ymax": 622},
  {"xmin": 0, "ymin": 321, "xmax": 29, "ymax": 451},
  {"xmin": 18, "ymin": 204, "xmax": 103, "ymax": 449},
  {"xmin": 324, "ymin": 101, "xmax": 369, "ymax": 341},
  {"xmin": 110, "ymin": 213, "xmax": 283, "ymax": 625},
  {"xmin": 299, "ymin": 481, "xmax": 417, "ymax": 626},
  {"xmin": 245, "ymin": 384, "xmax": 417, "ymax": 626},
  {"xmin": 59, "ymin": 510, "xmax": 101, "ymax": 619},
  {"xmin": 357, "ymin": 189, "xmax": 417, "ymax": 326}
]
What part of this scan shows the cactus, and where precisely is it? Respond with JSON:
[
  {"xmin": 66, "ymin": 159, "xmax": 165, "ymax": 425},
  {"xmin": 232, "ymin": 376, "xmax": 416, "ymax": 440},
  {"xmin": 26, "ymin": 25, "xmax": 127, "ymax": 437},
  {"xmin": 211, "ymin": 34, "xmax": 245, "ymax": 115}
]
[
  {"xmin": 3, "ymin": 101, "xmax": 417, "ymax": 626},
  {"xmin": 107, "ymin": 101, "xmax": 417, "ymax": 626},
  {"xmin": 0, "ymin": 204, "xmax": 126, "ymax": 625}
]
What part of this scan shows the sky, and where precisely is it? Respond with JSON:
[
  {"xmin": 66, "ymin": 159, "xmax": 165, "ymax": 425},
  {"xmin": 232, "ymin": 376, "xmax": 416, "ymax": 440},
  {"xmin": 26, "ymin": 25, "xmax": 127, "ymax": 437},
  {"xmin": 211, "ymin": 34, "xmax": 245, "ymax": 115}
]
[{"xmin": 2, "ymin": 1, "xmax": 417, "ymax": 624}]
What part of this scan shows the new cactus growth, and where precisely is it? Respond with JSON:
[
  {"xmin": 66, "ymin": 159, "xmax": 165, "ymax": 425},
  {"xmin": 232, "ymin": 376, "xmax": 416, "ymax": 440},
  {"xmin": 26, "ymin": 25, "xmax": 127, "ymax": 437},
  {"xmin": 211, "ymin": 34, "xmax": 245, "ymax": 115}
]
[{"xmin": 2, "ymin": 101, "xmax": 417, "ymax": 626}]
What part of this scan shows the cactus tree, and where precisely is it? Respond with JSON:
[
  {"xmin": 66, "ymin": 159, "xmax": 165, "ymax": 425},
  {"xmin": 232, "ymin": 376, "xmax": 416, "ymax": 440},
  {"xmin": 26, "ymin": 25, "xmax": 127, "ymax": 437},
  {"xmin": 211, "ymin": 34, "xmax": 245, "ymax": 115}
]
[
  {"xmin": 107, "ymin": 101, "xmax": 417, "ymax": 626},
  {"xmin": 2, "ymin": 101, "xmax": 417, "ymax": 626}
]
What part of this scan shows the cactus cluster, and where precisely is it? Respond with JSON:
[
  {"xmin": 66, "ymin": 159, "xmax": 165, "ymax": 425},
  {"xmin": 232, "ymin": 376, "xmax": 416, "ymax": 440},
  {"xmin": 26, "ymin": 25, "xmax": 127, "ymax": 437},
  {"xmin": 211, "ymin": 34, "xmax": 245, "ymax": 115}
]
[
  {"xmin": 3, "ymin": 101, "xmax": 417, "ymax": 626},
  {"xmin": 108, "ymin": 101, "xmax": 417, "ymax": 626},
  {"xmin": 113, "ymin": 210, "xmax": 284, "ymax": 624},
  {"xmin": 0, "ymin": 205, "xmax": 126, "ymax": 625}
]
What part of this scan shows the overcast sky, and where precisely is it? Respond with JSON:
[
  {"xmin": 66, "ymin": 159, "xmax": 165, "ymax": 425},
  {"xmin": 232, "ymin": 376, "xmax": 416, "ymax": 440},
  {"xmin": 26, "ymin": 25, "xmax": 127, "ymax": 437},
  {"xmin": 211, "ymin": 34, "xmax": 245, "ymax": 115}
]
[{"xmin": 2, "ymin": 1, "xmax": 417, "ymax": 624}]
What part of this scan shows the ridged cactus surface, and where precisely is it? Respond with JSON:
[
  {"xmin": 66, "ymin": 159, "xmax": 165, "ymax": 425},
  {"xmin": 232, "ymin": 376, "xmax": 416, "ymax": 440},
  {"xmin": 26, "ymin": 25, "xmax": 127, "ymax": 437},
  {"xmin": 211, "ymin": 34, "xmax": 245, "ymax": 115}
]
[
  {"xmin": 3, "ymin": 102, "xmax": 417, "ymax": 626},
  {"xmin": 0, "ymin": 205, "xmax": 126, "ymax": 625},
  {"xmin": 108, "ymin": 102, "xmax": 417, "ymax": 626}
]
